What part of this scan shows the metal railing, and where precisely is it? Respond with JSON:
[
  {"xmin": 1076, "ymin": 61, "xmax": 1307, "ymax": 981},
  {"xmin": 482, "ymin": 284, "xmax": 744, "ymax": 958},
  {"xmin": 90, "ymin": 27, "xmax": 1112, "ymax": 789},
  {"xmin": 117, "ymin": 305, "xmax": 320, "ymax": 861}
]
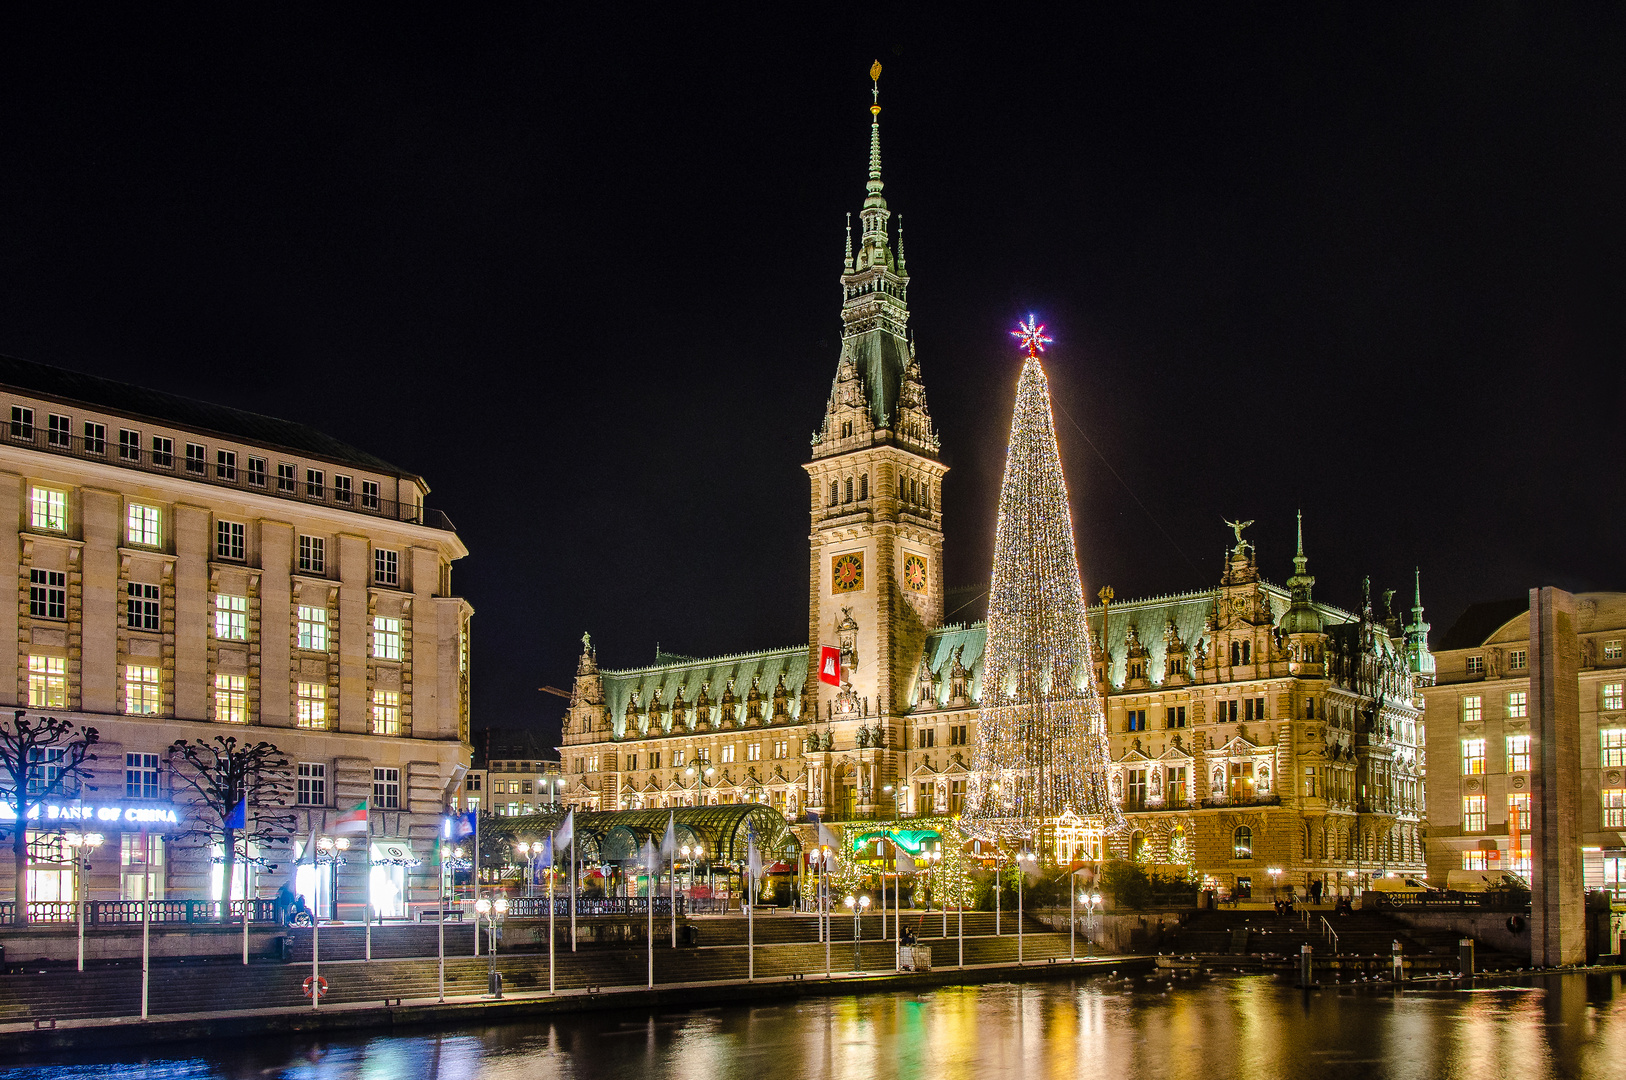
[
  {"xmin": 0, "ymin": 899, "xmax": 279, "ymax": 924},
  {"xmin": 1319, "ymin": 916, "xmax": 1339, "ymax": 955},
  {"xmin": 502, "ymin": 895, "xmax": 687, "ymax": 918},
  {"xmin": 2, "ymin": 424, "xmax": 454, "ymax": 532}
]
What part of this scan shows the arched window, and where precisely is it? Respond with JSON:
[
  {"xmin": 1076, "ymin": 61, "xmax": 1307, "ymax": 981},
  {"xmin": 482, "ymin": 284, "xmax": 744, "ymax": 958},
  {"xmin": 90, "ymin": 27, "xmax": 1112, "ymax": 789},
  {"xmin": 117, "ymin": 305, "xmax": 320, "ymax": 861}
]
[
  {"xmin": 1230, "ymin": 641, "xmax": 1241, "ymax": 666},
  {"xmin": 898, "ymin": 476, "xmax": 906, "ymax": 498},
  {"xmin": 909, "ymin": 477, "xmax": 917, "ymax": 503},
  {"xmin": 844, "ymin": 477, "xmax": 853, "ymax": 503},
  {"xmin": 1233, "ymin": 826, "xmax": 1253, "ymax": 860},
  {"xmin": 829, "ymin": 481, "xmax": 839, "ymax": 507},
  {"xmin": 1241, "ymin": 641, "xmax": 1251, "ymax": 664},
  {"xmin": 859, "ymin": 473, "xmax": 868, "ymax": 500},
  {"xmin": 922, "ymin": 483, "xmax": 931, "ymax": 511},
  {"xmin": 1130, "ymin": 830, "xmax": 1146, "ymax": 860}
]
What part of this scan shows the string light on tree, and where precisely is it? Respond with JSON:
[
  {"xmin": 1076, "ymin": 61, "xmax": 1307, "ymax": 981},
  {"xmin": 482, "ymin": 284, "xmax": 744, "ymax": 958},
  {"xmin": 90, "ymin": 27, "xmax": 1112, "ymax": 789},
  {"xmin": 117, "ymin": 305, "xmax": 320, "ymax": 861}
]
[{"xmin": 962, "ymin": 316, "xmax": 1125, "ymax": 850}]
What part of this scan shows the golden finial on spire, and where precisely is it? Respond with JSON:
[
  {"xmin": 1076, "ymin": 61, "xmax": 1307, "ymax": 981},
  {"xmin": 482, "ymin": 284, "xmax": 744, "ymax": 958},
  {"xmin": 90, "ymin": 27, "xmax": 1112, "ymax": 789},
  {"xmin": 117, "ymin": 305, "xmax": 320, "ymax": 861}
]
[{"xmin": 870, "ymin": 59, "xmax": 882, "ymax": 115}]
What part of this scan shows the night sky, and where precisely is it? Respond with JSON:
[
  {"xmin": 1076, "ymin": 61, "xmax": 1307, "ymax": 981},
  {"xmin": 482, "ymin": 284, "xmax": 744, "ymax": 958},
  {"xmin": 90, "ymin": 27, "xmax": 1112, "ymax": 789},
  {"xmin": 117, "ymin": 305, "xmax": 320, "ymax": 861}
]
[{"xmin": 1, "ymin": 8, "xmax": 1620, "ymax": 751}]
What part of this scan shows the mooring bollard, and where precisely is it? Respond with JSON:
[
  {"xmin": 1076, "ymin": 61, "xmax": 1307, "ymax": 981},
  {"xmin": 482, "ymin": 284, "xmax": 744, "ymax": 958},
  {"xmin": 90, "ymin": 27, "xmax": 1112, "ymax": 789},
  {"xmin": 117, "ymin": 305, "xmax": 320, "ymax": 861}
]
[
  {"xmin": 1458, "ymin": 938, "xmax": 1474, "ymax": 979},
  {"xmin": 1392, "ymin": 940, "xmax": 1404, "ymax": 982},
  {"xmin": 1300, "ymin": 944, "xmax": 1314, "ymax": 988}
]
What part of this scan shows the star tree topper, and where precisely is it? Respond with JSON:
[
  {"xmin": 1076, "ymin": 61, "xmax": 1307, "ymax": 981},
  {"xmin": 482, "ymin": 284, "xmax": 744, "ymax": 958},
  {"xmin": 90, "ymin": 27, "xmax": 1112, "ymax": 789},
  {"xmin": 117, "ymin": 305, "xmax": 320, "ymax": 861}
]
[{"xmin": 1011, "ymin": 314, "xmax": 1052, "ymax": 358}]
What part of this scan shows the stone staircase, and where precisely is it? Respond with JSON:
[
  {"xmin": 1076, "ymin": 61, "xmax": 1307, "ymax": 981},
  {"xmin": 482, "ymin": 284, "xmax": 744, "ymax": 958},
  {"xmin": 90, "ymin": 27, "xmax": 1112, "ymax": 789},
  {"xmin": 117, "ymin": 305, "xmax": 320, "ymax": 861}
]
[
  {"xmin": 0, "ymin": 913, "xmax": 1082, "ymax": 1024},
  {"xmin": 1166, "ymin": 909, "xmax": 1524, "ymax": 969}
]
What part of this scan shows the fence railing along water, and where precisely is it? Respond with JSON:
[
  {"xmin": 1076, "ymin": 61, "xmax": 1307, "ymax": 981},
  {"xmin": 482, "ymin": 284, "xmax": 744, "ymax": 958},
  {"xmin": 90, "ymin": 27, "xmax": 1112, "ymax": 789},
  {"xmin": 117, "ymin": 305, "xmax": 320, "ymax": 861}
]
[{"xmin": 0, "ymin": 899, "xmax": 279, "ymax": 924}]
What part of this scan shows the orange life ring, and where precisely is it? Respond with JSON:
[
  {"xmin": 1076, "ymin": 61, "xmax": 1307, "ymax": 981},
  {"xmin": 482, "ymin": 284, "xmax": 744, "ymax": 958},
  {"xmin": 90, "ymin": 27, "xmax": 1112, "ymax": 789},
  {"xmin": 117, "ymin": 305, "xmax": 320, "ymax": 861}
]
[{"xmin": 302, "ymin": 975, "xmax": 330, "ymax": 997}]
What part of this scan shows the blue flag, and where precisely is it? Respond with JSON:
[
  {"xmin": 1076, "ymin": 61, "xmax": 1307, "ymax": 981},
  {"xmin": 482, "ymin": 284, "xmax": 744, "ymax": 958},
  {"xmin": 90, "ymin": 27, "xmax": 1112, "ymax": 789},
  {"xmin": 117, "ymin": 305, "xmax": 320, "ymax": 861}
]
[
  {"xmin": 454, "ymin": 811, "xmax": 477, "ymax": 838},
  {"xmin": 540, "ymin": 833, "xmax": 554, "ymax": 869},
  {"xmin": 225, "ymin": 799, "xmax": 246, "ymax": 830}
]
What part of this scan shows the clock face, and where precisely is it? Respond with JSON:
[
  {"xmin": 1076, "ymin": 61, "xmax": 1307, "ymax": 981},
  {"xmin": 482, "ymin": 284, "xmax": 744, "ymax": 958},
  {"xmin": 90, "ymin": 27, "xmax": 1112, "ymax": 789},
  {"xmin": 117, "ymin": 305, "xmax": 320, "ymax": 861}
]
[
  {"xmin": 902, "ymin": 553, "xmax": 928, "ymax": 593},
  {"xmin": 831, "ymin": 552, "xmax": 864, "ymax": 593}
]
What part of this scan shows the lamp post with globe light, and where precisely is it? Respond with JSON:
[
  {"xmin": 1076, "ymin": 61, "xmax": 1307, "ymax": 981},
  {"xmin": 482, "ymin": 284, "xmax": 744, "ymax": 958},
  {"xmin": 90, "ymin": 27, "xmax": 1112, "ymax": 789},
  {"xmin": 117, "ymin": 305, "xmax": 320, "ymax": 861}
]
[
  {"xmin": 64, "ymin": 831, "xmax": 103, "ymax": 972},
  {"xmin": 685, "ymin": 764, "xmax": 716, "ymax": 807},
  {"xmin": 843, "ymin": 893, "xmax": 871, "ymax": 971},
  {"xmin": 1015, "ymin": 848, "xmax": 1038, "ymax": 964}
]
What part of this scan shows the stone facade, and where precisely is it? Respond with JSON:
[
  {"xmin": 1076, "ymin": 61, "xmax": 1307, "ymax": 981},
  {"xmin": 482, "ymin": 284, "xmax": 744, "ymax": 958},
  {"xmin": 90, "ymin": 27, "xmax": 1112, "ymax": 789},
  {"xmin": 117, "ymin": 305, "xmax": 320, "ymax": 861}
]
[
  {"xmin": 1420, "ymin": 591, "xmax": 1626, "ymax": 898},
  {"xmin": 0, "ymin": 355, "xmax": 471, "ymax": 914},
  {"xmin": 556, "ymin": 88, "xmax": 1432, "ymax": 896}
]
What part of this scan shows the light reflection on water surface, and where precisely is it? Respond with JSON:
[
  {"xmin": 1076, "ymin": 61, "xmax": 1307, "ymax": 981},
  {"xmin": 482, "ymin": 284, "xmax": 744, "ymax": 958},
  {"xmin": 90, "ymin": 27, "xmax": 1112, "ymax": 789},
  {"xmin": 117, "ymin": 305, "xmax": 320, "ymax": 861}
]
[{"xmin": 7, "ymin": 972, "xmax": 1625, "ymax": 1080}]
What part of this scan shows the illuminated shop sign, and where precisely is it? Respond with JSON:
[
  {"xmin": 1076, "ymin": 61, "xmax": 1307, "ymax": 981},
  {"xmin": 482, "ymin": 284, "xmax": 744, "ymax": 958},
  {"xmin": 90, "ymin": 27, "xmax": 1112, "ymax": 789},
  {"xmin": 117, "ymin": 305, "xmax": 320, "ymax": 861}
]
[{"xmin": 0, "ymin": 801, "xmax": 181, "ymax": 827}]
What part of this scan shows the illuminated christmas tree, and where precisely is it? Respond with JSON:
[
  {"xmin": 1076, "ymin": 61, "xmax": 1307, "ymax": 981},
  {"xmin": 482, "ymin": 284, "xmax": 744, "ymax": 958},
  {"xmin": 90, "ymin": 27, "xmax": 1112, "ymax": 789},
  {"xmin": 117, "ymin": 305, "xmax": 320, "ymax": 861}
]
[{"xmin": 962, "ymin": 317, "xmax": 1124, "ymax": 849}]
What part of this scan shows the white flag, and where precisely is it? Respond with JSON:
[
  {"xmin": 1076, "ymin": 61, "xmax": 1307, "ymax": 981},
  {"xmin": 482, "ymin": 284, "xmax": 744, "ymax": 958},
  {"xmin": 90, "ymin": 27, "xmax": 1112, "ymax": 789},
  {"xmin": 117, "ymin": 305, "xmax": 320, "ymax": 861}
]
[
  {"xmin": 661, "ymin": 813, "xmax": 677, "ymax": 858},
  {"xmin": 818, "ymin": 822, "xmax": 839, "ymax": 851},
  {"xmin": 554, "ymin": 809, "xmax": 575, "ymax": 852},
  {"xmin": 747, "ymin": 831, "xmax": 762, "ymax": 883},
  {"xmin": 894, "ymin": 845, "xmax": 915, "ymax": 875},
  {"xmin": 642, "ymin": 838, "xmax": 660, "ymax": 876}
]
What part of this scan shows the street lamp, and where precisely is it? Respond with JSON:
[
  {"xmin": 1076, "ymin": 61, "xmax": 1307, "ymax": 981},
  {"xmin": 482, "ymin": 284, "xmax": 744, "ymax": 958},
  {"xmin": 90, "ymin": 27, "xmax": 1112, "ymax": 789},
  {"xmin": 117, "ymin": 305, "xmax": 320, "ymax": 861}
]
[
  {"xmin": 685, "ymin": 765, "xmax": 716, "ymax": 806},
  {"xmin": 475, "ymin": 895, "xmax": 508, "ymax": 996},
  {"xmin": 679, "ymin": 842, "xmax": 706, "ymax": 899},
  {"xmin": 64, "ymin": 831, "xmax": 104, "ymax": 973},
  {"xmin": 516, "ymin": 842, "xmax": 542, "ymax": 898},
  {"xmin": 808, "ymin": 845, "xmax": 835, "ymax": 977},
  {"xmin": 1267, "ymin": 866, "xmax": 1283, "ymax": 904},
  {"xmin": 1084, "ymin": 891, "xmax": 1102, "ymax": 957},
  {"xmin": 843, "ymin": 893, "xmax": 871, "ymax": 970}
]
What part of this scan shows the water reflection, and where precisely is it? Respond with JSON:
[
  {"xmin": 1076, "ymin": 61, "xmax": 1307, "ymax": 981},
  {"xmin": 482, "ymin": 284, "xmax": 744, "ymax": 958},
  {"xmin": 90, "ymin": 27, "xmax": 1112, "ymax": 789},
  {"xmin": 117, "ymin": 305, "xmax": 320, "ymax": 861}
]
[{"xmin": 7, "ymin": 972, "xmax": 1624, "ymax": 1080}]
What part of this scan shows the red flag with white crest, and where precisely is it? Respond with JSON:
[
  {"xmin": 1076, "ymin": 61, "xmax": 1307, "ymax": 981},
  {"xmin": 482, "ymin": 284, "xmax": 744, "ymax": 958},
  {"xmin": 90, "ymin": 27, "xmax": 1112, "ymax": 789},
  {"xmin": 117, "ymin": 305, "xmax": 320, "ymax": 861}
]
[{"xmin": 819, "ymin": 645, "xmax": 841, "ymax": 686}]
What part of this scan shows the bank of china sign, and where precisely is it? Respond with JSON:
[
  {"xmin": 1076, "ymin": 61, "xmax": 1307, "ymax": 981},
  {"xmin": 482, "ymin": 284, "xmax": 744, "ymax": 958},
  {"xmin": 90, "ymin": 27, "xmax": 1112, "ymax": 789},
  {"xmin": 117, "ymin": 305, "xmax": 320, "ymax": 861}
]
[{"xmin": 0, "ymin": 801, "xmax": 181, "ymax": 827}]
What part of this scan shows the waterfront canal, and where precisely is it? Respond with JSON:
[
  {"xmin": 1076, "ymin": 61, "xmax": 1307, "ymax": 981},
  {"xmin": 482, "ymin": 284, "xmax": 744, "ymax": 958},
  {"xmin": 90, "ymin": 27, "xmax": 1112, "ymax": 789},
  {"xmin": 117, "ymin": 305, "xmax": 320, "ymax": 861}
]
[{"xmin": 7, "ymin": 971, "xmax": 1625, "ymax": 1079}]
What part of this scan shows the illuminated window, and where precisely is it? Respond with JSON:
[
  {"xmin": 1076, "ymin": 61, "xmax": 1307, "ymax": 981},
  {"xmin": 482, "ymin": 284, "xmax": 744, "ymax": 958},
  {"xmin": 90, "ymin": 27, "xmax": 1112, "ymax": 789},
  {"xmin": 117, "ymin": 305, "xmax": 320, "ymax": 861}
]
[
  {"xmin": 1462, "ymin": 851, "xmax": 1489, "ymax": 871},
  {"xmin": 1605, "ymin": 790, "xmax": 1626, "ymax": 830},
  {"xmin": 127, "ymin": 582, "xmax": 160, "ymax": 631},
  {"xmin": 747, "ymin": 743, "xmax": 761, "ymax": 761},
  {"xmin": 29, "ymin": 569, "xmax": 66, "ymax": 620},
  {"xmin": 296, "ymin": 682, "xmax": 327, "ymax": 729},
  {"xmin": 1604, "ymin": 683, "xmax": 1624, "ymax": 711},
  {"xmin": 125, "ymin": 665, "xmax": 160, "ymax": 715},
  {"xmin": 215, "ymin": 674, "xmax": 247, "ymax": 724},
  {"xmin": 27, "ymin": 655, "xmax": 66, "ymax": 708},
  {"xmin": 1606, "ymin": 641, "xmax": 1624, "ymax": 661},
  {"xmin": 1462, "ymin": 694, "xmax": 1482, "ymax": 723},
  {"xmin": 1601, "ymin": 729, "xmax": 1626, "ymax": 768},
  {"xmin": 26, "ymin": 747, "xmax": 64, "ymax": 795},
  {"xmin": 1460, "ymin": 739, "xmax": 1486, "ymax": 775},
  {"xmin": 30, "ymin": 487, "xmax": 66, "ymax": 531},
  {"xmin": 126, "ymin": 503, "xmax": 160, "ymax": 546},
  {"xmin": 371, "ymin": 689, "xmax": 400, "ymax": 736},
  {"xmin": 1505, "ymin": 735, "xmax": 1530, "ymax": 772},
  {"xmin": 1232, "ymin": 826, "xmax": 1252, "ymax": 859},
  {"xmin": 125, "ymin": 753, "xmax": 160, "ymax": 799},
  {"xmin": 1463, "ymin": 795, "xmax": 1487, "ymax": 832},
  {"xmin": 372, "ymin": 616, "xmax": 402, "ymax": 661},
  {"xmin": 1508, "ymin": 792, "xmax": 1530, "ymax": 832},
  {"xmin": 215, "ymin": 520, "xmax": 245, "ymax": 560},
  {"xmin": 215, "ymin": 594, "xmax": 247, "ymax": 641},
  {"xmin": 722, "ymin": 745, "xmax": 736, "ymax": 764},
  {"xmin": 297, "ymin": 606, "xmax": 328, "ymax": 651},
  {"xmin": 1166, "ymin": 766, "xmax": 1187, "ymax": 806},
  {"xmin": 1507, "ymin": 691, "xmax": 1527, "ymax": 719}
]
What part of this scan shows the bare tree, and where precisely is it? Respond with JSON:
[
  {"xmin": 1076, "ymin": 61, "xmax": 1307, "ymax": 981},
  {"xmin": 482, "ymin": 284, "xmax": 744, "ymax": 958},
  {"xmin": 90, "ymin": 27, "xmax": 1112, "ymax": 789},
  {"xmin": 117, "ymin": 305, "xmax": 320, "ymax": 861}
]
[
  {"xmin": 168, "ymin": 736, "xmax": 295, "ymax": 922},
  {"xmin": 0, "ymin": 710, "xmax": 98, "ymax": 926}
]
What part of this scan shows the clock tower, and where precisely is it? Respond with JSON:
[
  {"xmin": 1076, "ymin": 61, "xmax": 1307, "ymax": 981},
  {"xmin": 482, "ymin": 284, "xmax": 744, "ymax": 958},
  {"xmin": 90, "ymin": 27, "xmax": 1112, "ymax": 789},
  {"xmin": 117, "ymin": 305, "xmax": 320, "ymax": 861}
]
[{"xmin": 802, "ymin": 64, "xmax": 945, "ymax": 817}]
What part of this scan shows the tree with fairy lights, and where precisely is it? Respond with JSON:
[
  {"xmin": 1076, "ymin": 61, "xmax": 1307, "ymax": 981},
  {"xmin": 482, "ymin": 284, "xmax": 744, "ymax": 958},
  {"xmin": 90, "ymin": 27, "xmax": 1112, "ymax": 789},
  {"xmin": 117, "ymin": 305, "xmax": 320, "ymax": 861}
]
[{"xmin": 961, "ymin": 316, "xmax": 1125, "ymax": 852}]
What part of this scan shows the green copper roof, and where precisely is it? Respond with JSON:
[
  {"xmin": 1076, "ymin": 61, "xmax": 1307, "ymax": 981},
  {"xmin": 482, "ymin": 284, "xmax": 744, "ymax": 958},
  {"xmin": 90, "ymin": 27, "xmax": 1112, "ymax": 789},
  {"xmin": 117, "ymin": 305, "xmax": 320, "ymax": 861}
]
[
  {"xmin": 844, "ymin": 326, "xmax": 909, "ymax": 430},
  {"xmin": 602, "ymin": 645, "xmax": 808, "ymax": 737}
]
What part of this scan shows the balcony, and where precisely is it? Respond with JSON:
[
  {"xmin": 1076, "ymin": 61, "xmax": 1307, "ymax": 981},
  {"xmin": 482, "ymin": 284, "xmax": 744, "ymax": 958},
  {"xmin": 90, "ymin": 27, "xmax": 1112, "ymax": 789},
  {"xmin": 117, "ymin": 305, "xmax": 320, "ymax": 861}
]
[{"xmin": 3, "ymin": 424, "xmax": 455, "ymax": 532}]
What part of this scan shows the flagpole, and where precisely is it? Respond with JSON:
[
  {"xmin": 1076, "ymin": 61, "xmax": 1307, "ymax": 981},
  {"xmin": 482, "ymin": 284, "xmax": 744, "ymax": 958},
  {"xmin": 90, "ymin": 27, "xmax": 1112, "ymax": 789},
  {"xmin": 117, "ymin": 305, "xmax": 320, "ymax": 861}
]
[
  {"xmin": 141, "ymin": 829, "xmax": 151, "ymax": 1019},
  {"xmin": 438, "ymin": 831, "xmax": 446, "ymax": 1002},
  {"xmin": 747, "ymin": 865, "xmax": 754, "ymax": 982},
  {"xmin": 312, "ymin": 855, "xmax": 321, "ymax": 1012},
  {"xmin": 473, "ymin": 810, "xmax": 481, "ymax": 958},
  {"xmin": 242, "ymin": 812, "xmax": 252, "ymax": 966},
  {"xmin": 569, "ymin": 831, "xmax": 577, "ymax": 953},
  {"xmin": 548, "ymin": 842, "xmax": 556, "ymax": 995},
  {"xmin": 823, "ymin": 862, "xmax": 830, "ymax": 978},
  {"xmin": 364, "ymin": 811, "xmax": 372, "ymax": 962},
  {"xmin": 646, "ymin": 845, "xmax": 654, "ymax": 988}
]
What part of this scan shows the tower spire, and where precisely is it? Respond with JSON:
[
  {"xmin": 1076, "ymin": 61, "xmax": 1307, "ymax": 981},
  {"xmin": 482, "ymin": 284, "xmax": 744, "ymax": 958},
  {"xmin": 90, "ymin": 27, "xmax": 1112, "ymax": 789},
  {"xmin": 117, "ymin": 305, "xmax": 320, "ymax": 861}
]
[
  {"xmin": 1405, "ymin": 566, "xmax": 1435, "ymax": 681},
  {"xmin": 1280, "ymin": 510, "xmax": 1322, "ymax": 636}
]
